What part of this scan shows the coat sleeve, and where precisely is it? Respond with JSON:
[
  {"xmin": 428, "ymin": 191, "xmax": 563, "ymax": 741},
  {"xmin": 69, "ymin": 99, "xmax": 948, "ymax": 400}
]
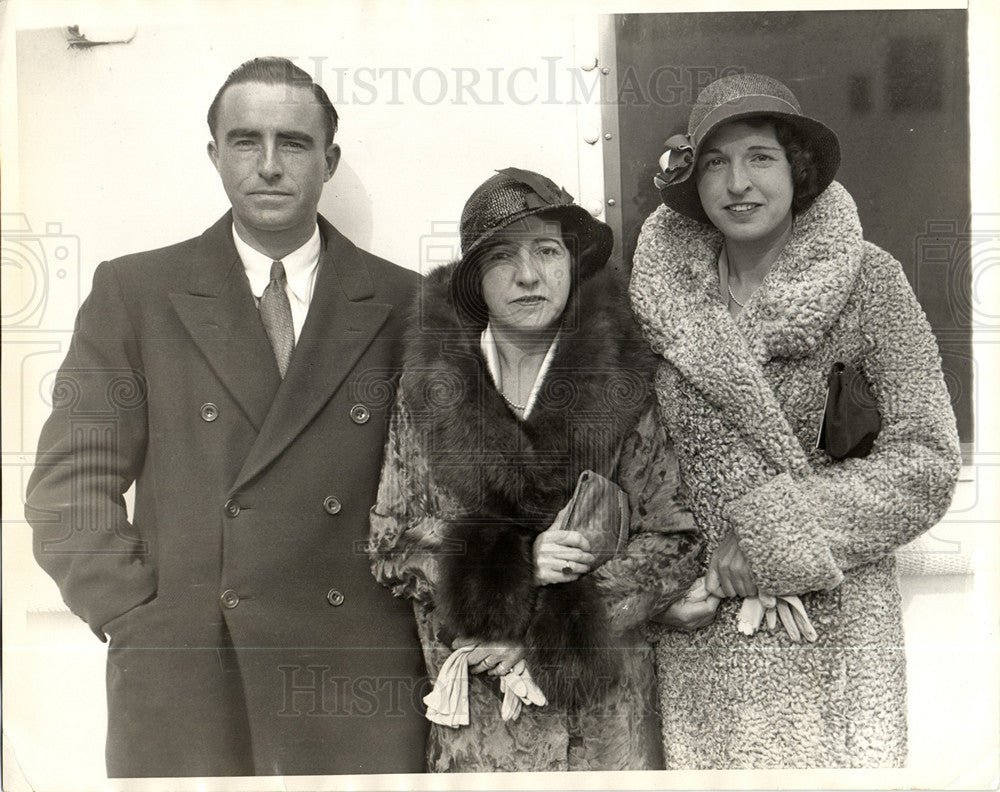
[
  {"xmin": 591, "ymin": 408, "xmax": 704, "ymax": 633},
  {"xmin": 368, "ymin": 391, "xmax": 454, "ymax": 606},
  {"xmin": 724, "ymin": 250, "xmax": 962, "ymax": 596},
  {"xmin": 24, "ymin": 262, "xmax": 157, "ymax": 640}
]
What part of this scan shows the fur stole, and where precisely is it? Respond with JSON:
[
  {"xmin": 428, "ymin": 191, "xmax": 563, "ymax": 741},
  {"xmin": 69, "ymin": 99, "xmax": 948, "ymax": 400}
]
[{"xmin": 401, "ymin": 264, "xmax": 657, "ymax": 707}]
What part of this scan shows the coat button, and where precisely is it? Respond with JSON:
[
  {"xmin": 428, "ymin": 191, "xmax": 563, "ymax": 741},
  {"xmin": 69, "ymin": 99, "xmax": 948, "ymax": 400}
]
[
  {"xmin": 220, "ymin": 589, "xmax": 240, "ymax": 609},
  {"xmin": 200, "ymin": 402, "xmax": 219, "ymax": 422},
  {"xmin": 323, "ymin": 496, "xmax": 342, "ymax": 515},
  {"xmin": 224, "ymin": 499, "xmax": 240, "ymax": 518},
  {"xmin": 349, "ymin": 404, "xmax": 370, "ymax": 424},
  {"xmin": 326, "ymin": 589, "xmax": 345, "ymax": 607}
]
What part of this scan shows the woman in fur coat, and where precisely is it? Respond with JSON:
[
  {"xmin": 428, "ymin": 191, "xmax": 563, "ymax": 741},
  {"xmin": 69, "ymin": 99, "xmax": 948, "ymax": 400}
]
[
  {"xmin": 369, "ymin": 168, "xmax": 702, "ymax": 772},
  {"xmin": 630, "ymin": 73, "xmax": 961, "ymax": 768}
]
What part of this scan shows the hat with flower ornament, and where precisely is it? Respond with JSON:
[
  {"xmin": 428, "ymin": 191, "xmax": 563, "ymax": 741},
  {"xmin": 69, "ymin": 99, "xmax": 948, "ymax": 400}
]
[
  {"xmin": 450, "ymin": 167, "xmax": 613, "ymax": 325},
  {"xmin": 654, "ymin": 72, "xmax": 841, "ymax": 223}
]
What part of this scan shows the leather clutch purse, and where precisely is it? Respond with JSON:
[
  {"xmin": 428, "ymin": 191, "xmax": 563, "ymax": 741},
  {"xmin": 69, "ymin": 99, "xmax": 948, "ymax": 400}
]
[
  {"xmin": 816, "ymin": 361, "xmax": 882, "ymax": 460},
  {"xmin": 560, "ymin": 470, "xmax": 629, "ymax": 567}
]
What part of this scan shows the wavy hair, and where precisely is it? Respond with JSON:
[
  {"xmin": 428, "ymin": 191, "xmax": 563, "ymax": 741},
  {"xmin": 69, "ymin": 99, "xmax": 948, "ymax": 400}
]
[{"xmin": 207, "ymin": 56, "xmax": 338, "ymax": 146}]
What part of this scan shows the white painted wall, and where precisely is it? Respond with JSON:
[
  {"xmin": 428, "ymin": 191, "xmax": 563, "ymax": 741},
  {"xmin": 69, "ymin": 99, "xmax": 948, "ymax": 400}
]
[{"xmin": 2, "ymin": 1, "xmax": 997, "ymax": 791}]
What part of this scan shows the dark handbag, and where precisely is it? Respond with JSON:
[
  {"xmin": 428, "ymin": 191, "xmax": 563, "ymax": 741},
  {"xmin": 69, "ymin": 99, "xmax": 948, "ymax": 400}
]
[
  {"xmin": 560, "ymin": 470, "xmax": 630, "ymax": 567},
  {"xmin": 816, "ymin": 361, "xmax": 882, "ymax": 460}
]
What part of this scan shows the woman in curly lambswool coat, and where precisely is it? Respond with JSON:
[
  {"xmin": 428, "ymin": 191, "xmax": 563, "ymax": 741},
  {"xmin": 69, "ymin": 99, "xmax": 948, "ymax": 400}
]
[
  {"xmin": 630, "ymin": 73, "xmax": 961, "ymax": 769},
  {"xmin": 369, "ymin": 168, "xmax": 703, "ymax": 772}
]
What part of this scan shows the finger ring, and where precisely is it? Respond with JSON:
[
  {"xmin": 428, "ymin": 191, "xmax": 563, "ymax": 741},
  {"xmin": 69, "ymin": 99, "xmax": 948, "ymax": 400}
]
[{"xmin": 562, "ymin": 565, "xmax": 573, "ymax": 575}]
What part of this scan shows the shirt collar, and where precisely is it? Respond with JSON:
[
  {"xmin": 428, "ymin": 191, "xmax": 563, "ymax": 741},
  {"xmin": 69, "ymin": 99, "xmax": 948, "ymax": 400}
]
[
  {"xmin": 480, "ymin": 323, "xmax": 561, "ymax": 421},
  {"xmin": 232, "ymin": 224, "xmax": 322, "ymax": 301}
]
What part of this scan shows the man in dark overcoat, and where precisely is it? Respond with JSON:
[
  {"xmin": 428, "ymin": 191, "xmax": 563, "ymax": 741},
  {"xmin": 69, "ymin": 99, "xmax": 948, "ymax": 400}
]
[{"xmin": 24, "ymin": 56, "xmax": 427, "ymax": 778}]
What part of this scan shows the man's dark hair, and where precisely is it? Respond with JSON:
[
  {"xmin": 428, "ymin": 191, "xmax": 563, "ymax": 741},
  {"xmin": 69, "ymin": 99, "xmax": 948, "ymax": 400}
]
[{"xmin": 207, "ymin": 56, "xmax": 339, "ymax": 146}]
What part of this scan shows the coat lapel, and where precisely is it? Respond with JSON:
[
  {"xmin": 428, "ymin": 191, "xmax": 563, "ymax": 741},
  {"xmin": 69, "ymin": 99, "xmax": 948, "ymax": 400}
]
[
  {"xmin": 656, "ymin": 243, "xmax": 805, "ymax": 473},
  {"xmin": 744, "ymin": 182, "xmax": 864, "ymax": 360},
  {"xmin": 630, "ymin": 203, "xmax": 811, "ymax": 473},
  {"xmin": 231, "ymin": 217, "xmax": 393, "ymax": 491},
  {"xmin": 169, "ymin": 213, "xmax": 281, "ymax": 430}
]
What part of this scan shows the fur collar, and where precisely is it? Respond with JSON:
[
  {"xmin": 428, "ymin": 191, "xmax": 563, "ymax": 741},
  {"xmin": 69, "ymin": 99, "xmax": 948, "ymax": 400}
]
[
  {"xmin": 629, "ymin": 181, "xmax": 865, "ymax": 472},
  {"xmin": 402, "ymin": 263, "xmax": 656, "ymax": 522}
]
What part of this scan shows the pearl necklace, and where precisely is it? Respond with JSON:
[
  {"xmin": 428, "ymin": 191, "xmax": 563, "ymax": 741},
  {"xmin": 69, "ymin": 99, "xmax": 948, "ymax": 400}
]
[
  {"xmin": 724, "ymin": 246, "xmax": 752, "ymax": 308},
  {"xmin": 500, "ymin": 390, "xmax": 526, "ymax": 412},
  {"xmin": 727, "ymin": 281, "xmax": 745, "ymax": 308}
]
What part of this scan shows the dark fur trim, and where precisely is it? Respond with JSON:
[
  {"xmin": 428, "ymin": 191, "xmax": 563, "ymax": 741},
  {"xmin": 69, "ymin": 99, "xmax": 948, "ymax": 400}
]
[
  {"xmin": 404, "ymin": 264, "xmax": 657, "ymax": 520},
  {"xmin": 436, "ymin": 518, "xmax": 537, "ymax": 641},
  {"xmin": 406, "ymin": 264, "xmax": 652, "ymax": 706},
  {"xmin": 525, "ymin": 578, "xmax": 622, "ymax": 708}
]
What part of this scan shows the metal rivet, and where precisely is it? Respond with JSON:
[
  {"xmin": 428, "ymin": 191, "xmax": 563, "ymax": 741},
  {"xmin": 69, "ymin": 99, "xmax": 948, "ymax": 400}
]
[
  {"xmin": 607, "ymin": 198, "xmax": 617, "ymax": 207},
  {"xmin": 326, "ymin": 589, "xmax": 345, "ymax": 607}
]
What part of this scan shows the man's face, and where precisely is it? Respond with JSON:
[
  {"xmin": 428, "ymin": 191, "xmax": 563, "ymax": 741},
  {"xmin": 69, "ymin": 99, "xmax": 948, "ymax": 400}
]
[{"xmin": 208, "ymin": 81, "xmax": 340, "ymax": 252}]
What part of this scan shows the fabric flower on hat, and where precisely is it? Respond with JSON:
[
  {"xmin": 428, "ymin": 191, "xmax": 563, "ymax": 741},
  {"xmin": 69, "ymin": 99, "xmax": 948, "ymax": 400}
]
[{"xmin": 653, "ymin": 134, "xmax": 696, "ymax": 191}]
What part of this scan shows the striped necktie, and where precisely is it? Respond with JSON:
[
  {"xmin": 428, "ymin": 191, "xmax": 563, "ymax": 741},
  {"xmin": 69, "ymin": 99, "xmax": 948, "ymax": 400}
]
[{"xmin": 259, "ymin": 260, "xmax": 294, "ymax": 377}]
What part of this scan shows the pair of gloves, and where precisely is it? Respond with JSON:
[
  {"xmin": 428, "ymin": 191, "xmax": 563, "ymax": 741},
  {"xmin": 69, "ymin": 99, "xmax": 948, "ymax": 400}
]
[
  {"xmin": 422, "ymin": 645, "xmax": 547, "ymax": 728},
  {"xmin": 681, "ymin": 576, "xmax": 818, "ymax": 643},
  {"xmin": 737, "ymin": 590, "xmax": 818, "ymax": 643}
]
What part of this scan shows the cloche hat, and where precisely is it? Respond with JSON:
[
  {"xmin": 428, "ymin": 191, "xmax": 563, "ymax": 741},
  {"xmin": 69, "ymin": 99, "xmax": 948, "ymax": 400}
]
[
  {"xmin": 451, "ymin": 167, "xmax": 613, "ymax": 325},
  {"xmin": 654, "ymin": 73, "xmax": 841, "ymax": 223}
]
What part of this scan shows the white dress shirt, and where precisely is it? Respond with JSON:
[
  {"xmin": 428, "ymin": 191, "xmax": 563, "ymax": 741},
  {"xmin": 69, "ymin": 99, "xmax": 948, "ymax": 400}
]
[{"xmin": 233, "ymin": 224, "xmax": 322, "ymax": 343}]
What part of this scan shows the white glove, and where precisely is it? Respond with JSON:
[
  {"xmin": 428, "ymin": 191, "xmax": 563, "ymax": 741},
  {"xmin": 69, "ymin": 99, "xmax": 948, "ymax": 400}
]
[
  {"xmin": 422, "ymin": 645, "xmax": 475, "ymax": 727},
  {"xmin": 737, "ymin": 593, "xmax": 818, "ymax": 643},
  {"xmin": 499, "ymin": 660, "xmax": 547, "ymax": 721},
  {"xmin": 424, "ymin": 647, "xmax": 548, "ymax": 726}
]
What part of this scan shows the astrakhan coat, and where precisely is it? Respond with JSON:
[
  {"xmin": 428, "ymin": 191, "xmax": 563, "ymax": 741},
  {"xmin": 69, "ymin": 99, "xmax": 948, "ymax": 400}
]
[
  {"xmin": 369, "ymin": 264, "xmax": 703, "ymax": 772},
  {"xmin": 629, "ymin": 182, "xmax": 961, "ymax": 769}
]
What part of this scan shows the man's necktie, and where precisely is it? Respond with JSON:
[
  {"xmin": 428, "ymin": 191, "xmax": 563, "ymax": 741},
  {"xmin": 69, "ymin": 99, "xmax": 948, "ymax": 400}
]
[{"xmin": 259, "ymin": 260, "xmax": 294, "ymax": 377}]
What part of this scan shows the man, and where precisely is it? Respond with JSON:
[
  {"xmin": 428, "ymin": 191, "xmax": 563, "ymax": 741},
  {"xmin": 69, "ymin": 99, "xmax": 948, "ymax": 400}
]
[{"xmin": 25, "ymin": 57, "xmax": 427, "ymax": 777}]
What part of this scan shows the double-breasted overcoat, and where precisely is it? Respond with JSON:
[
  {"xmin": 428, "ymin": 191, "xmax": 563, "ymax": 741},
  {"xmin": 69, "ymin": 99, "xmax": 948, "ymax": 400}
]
[{"xmin": 26, "ymin": 213, "xmax": 427, "ymax": 777}]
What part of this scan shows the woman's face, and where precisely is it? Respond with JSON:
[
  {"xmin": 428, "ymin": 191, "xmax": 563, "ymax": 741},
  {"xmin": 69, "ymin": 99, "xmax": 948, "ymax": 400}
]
[
  {"xmin": 479, "ymin": 214, "xmax": 572, "ymax": 332},
  {"xmin": 695, "ymin": 120, "xmax": 794, "ymax": 246}
]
